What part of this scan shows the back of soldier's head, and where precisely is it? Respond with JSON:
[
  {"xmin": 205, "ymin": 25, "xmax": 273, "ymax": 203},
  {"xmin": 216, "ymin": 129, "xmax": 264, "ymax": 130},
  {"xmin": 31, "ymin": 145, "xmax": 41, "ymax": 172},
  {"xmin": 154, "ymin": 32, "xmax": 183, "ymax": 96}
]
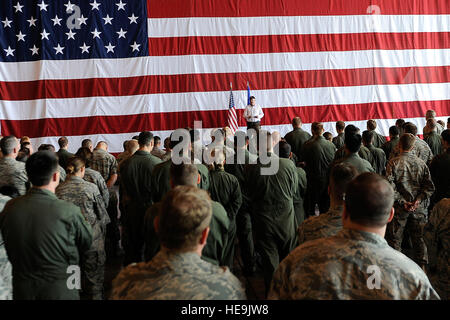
[
  {"xmin": 345, "ymin": 133, "xmax": 362, "ymax": 153},
  {"xmin": 311, "ymin": 122, "xmax": 323, "ymax": 136},
  {"xmin": 75, "ymin": 147, "xmax": 93, "ymax": 167},
  {"xmin": 399, "ymin": 133, "xmax": 416, "ymax": 151},
  {"xmin": 81, "ymin": 139, "xmax": 92, "ymax": 149},
  {"xmin": 336, "ymin": 121, "xmax": 345, "ymax": 132},
  {"xmin": 330, "ymin": 163, "xmax": 358, "ymax": 201},
  {"xmin": 367, "ymin": 120, "xmax": 377, "ymax": 131},
  {"xmin": 0, "ymin": 135, "xmax": 18, "ymax": 156},
  {"xmin": 389, "ymin": 125, "xmax": 399, "ymax": 137},
  {"xmin": 159, "ymin": 186, "xmax": 212, "ymax": 251},
  {"xmin": 362, "ymin": 130, "xmax": 374, "ymax": 145},
  {"xmin": 292, "ymin": 117, "xmax": 302, "ymax": 128},
  {"xmin": 426, "ymin": 109, "xmax": 436, "ymax": 120},
  {"xmin": 345, "ymin": 173, "xmax": 394, "ymax": 227},
  {"xmin": 127, "ymin": 139, "xmax": 139, "ymax": 154},
  {"xmin": 427, "ymin": 118, "xmax": 437, "ymax": 130},
  {"xmin": 26, "ymin": 151, "xmax": 59, "ymax": 187},
  {"xmin": 38, "ymin": 144, "xmax": 56, "ymax": 152},
  {"xmin": 441, "ymin": 129, "xmax": 450, "ymax": 145},
  {"xmin": 344, "ymin": 125, "xmax": 360, "ymax": 138},
  {"xmin": 138, "ymin": 131, "xmax": 154, "ymax": 147},
  {"xmin": 277, "ymin": 141, "xmax": 291, "ymax": 159},
  {"xmin": 403, "ymin": 122, "xmax": 418, "ymax": 136},
  {"xmin": 154, "ymin": 136, "xmax": 161, "ymax": 146},
  {"xmin": 170, "ymin": 162, "xmax": 198, "ymax": 187},
  {"xmin": 323, "ymin": 132, "xmax": 333, "ymax": 141},
  {"xmin": 58, "ymin": 136, "xmax": 68, "ymax": 148}
]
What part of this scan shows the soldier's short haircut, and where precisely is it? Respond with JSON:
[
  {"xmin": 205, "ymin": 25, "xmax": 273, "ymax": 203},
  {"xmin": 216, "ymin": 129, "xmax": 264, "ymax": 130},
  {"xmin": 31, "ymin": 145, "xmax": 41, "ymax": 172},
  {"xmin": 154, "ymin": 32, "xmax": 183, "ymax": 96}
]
[
  {"xmin": 399, "ymin": 133, "xmax": 416, "ymax": 151},
  {"xmin": 345, "ymin": 133, "xmax": 362, "ymax": 153},
  {"xmin": 81, "ymin": 139, "xmax": 92, "ymax": 149},
  {"xmin": 170, "ymin": 162, "xmax": 198, "ymax": 187},
  {"xmin": 362, "ymin": 130, "xmax": 375, "ymax": 145},
  {"xmin": 403, "ymin": 122, "xmax": 418, "ymax": 136},
  {"xmin": 427, "ymin": 118, "xmax": 437, "ymax": 130},
  {"xmin": 395, "ymin": 119, "xmax": 405, "ymax": 128},
  {"xmin": 441, "ymin": 129, "xmax": 450, "ymax": 144},
  {"xmin": 367, "ymin": 119, "xmax": 377, "ymax": 131},
  {"xmin": 311, "ymin": 122, "xmax": 323, "ymax": 135},
  {"xmin": 138, "ymin": 131, "xmax": 154, "ymax": 147},
  {"xmin": 127, "ymin": 139, "xmax": 139, "ymax": 154},
  {"xmin": 389, "ymin": 125, "xmax": 399, "ymax": 137},
  {"xmin": 164, "ymin": 137, "xmax": 171, "ymax": 150},
  {"xmin": 154, "ymin": 136, "xmax": 161, "ymax": 145},
  {"xmin": 26, "ymin": 151, "xmax": 59, "ymax": 186},
  {"xmin": 38, "ymin": 144, "xmax": 55, "ymax": 152},
  {"xmin": 58, "ymin": 136, "xmax": 68, "ymax": 148},
  {"xmin": 159, "ymin": 186, "xmax": 212, "ymax": 251},
  {"xmin": 345, "ymin": 173, "xmax": 394, "ymax": 227},
  {"xmin": 344, "ymin": 125, "xmax": 360, "ymax": 138},
  {"xmin": 75, "ymin": 147, "xmax": 93, "ymax": 167},
  {"xmin": 277, "ymin": 141, "xmax": 291, "ymax": 159},
  {"xmin": 426, "ymin": 109, "xmax": 436, "ymax": 119},
  {"xmin": 323, "ymin": 132, "xmax": 333, "ymax": 141},
  {"xmin": 132, "ymin": 135, "xmax": 139, "ymax": 140},
  {"xmin": 20, "ymin": 136, "xmax": 30, "ymax": 144},
  {"xmin": 330, "ymin": 163, "xmax": 358, "ymax": 201},
  {"xmin": 0, "ymin": 136, "xmax": 18, "ymax": 156},
  {"xmin": 336, "ymin": 121, "xmax": 345, "ymax": 131},
  {"xmin": 292, "ymin": 117, "xmax": 302, "ymax": 127}
]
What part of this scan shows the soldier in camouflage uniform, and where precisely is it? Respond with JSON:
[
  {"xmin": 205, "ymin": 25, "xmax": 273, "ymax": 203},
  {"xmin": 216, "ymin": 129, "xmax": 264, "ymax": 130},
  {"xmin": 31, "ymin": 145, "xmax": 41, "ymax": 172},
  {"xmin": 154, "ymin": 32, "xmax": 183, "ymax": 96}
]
[
  {"xmin": 91, "ymin": 141, "xmax": 120, "ymax": 259},
  {"xmin": 362, "ymin": 130, "xmax": 387, "ymax": 175},
  {"xmin": 390, "ymin": 122, "xmax": 433, "ymax": 165},
  {"xmin": 423, "ymin": 109, "xmax": 444, "ymax": 139},
  {"xmin": 0, "ymin": 194, "xmax": 12, "ymax": 300},
  {"xmin": 424, "ymin": 198, "xmax": 449, "ymax": 300},
  {"xmin": 269, "ymin": 173, "xmax": 439, "ymax": 300},
  {"xmin": 111, "ymin": 186, "xmax": 246, "ymax": 300},
  {"xmin": 284, "ymin": 117, "xmax": 312, "ymax": 161},
  {"xmin": 424, "ymin": 119, "xmax": 442, "ymax": 156},
  {"xmin": 298, "ymin": 163, "xmax": 357, "ymax": 244},
  {"xmin": 56, "ymin": 157, "xmax": 110, "ymax": 300},
  {"xmin": 0, "ymin": 136, "xmax": 29, "ymax": 196},
  {"xmin": 382, "ymin": 126, "xmax": 400, "ymax": 160},
  {"xmin": 385, "ymin": 133, "xmax": 435, "ymax": 268},
  {"xmin": 332, "ymin": 121, "xmax": 345, "ymax": 150}
]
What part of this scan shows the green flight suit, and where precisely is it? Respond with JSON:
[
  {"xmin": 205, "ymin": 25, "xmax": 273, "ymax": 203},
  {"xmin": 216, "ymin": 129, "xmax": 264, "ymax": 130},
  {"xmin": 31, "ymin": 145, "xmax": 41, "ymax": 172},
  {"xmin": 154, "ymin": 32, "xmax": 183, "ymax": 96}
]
[
  {"xmin": 425, "ymin": 131, "xmax": 443, "ymax": 157},
  {"xmin": 370, "ymin": 130, "xmax": 387, "ymax": 148},
  {"xmin": 302, "ymin": 136, "xmax": 336, "ymax": 217},
  {"xmin": 119, "ymin": 150, "xmax": 161, "ymax": 265},
  {"xmin": 284, "ymin": 128, "xmax": 312, "ymax": 161},
  {"xmin": 56, "ymin": 148, "xmax": 74, "ymax": 170},
  {"xmin": 225, "ymin": 149, "xmax": 258, "ymax": 273},
  {"xmin": 382, "ymin": 136, "xmax": 400, "ymax": 160},
  {"xmin": 293, "ymin": 166, "xmax": 307, "ymax": 228},
  {"xmin": 366, "ymin": 144, "xmax": 387, "ymax": 175},
  {"xmin": 143, "ymin": 200, "xmax": 230, "ymax": 266},
  {"xmin": 429, "ymin": 149, "xmax": 450, "ymax": 206},
  {"xmin": 0, "ymin": 188, "xmax": 92, "ymax": 300},
  {"xmin": 151, "ymin": 159, "xmax": 210, "ymax": 203},
  {"xmin": 209, "ymin": 168, "xmax": 242, "ymax": 268},
  {"xmin": 246, "ymin": 154, "xmax": 298, "ymax": 291},
  {"xmin": 334, "ymin": 145, "xmax": 372, "ymax": 163},
  {"xmin": 335, "ymin": 152, "xmax": 375, "ymax": 174}
]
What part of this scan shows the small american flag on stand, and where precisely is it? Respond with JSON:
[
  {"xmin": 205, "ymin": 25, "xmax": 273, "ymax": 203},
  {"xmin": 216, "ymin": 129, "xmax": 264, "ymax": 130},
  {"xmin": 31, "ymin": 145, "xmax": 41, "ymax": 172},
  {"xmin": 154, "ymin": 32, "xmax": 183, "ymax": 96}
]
[{"xmin": 227, "ymin": 83, "xmax": 238, "ymax": 134}]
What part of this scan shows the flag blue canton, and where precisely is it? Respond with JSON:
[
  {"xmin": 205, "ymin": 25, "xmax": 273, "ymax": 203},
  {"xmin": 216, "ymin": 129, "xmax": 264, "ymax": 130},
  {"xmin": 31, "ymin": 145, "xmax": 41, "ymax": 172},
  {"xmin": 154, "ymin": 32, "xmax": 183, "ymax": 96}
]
[
  {"xmin": 229, "ymin": 90, "xmax": 234, "ymax": 109},
  {"xmin": 0, "ymin": 0, "xmax": 148, "ymax": 62}
]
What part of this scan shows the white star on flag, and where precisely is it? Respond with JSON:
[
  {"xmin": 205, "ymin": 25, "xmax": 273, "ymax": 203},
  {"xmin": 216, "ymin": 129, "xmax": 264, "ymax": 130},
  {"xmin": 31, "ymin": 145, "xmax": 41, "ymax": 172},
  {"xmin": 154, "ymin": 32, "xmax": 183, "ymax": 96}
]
[
  {"xmin": 117, "ymin": 28, "xmax": 127, "ymax": 39},
  {"xmin": 130, "ymin": 42, "xmax": 140, "ymax": 52},
  {"xmin": 52, "ymin": 15, "xmax": 62, "ymax": 26},
  {"xmin": 105, "ymin": 43, "xmax": 116, "ymax": 53},
  {"xmin": 90, "ymin": 1, "xmax": 101, "ymax": 10},
  {"xmin": 2, "ymin": 18, "xmax": 12, "ymax": 28},
  {"xmin": 38, "ymin": 1, "xmax": 49, "ymax": 11},
  {"xmin": 91, "ymin": 28, "xmax": 102, "ymax": 39},
  {"xmin": 30, "ymin": 45, "xmax": 39, "ymax": 56},
  {"xmin": 103, "ymin": 15, "xmax": 114, "ymax": 25},
  {"xmin": 66, "ymin": 29, "xmax": 76, "ymax": 40},
  {"xmin": 4, "ymin": 46, "xmax": 15, "ymax": 57},
  {"xmin": 27, "ymin": 16, "xmax": 38, "ymax": 27},
  {"xmin": 16, "ymin": 31, "xmax": 26, "ymax": 42},
  {"xmin": 40, "ymin": 29, "xmax": 50, "ymax": 40},
  {"xmin": 128, "ymin": 14, "xmax": 138, "ymax": 24},
  {"xmin": 64, "ymin": 1, "xmax": 75, "ymax": 12},
  {"xmin": 116, "ymin": 1, "xmax": 126, "ymax": 11},
  {"xmin": 80, "ymin": 43, "xmax": 90, "ymax": 54},
  {"xmin": 14, "ymin": 2, "xmax": 24, "ymax": 13},
  {"xmin": 77, "ymin": 15, "xmax": 88, "ymax": 26},
  {"xmin": 54, "ymin": 44, "xmax": 64, "ymax": 55}
]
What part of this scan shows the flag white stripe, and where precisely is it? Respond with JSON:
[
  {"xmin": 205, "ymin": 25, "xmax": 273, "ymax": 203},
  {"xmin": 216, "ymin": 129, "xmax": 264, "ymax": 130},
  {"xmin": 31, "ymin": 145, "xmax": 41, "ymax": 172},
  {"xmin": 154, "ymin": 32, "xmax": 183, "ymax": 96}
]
[
  {"xmin": 1, "ymin": 49, "xmax": 450, "ymax": 81},
  {"xmin": 2, "ymin": 83, "xmax": 449, "ymax": 120},
  {"xmin": 147, "ymin": 15, "xmax": 450, "ymax": 37}
]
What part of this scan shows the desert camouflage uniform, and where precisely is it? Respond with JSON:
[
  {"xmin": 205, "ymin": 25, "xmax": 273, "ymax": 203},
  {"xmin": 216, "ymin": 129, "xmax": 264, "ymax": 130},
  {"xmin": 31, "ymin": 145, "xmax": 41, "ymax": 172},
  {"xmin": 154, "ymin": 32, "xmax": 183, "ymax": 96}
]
[
  {"xmin": 298, "ymin": 205, "xmax": 343, "ymax": 245},
  {"xmin": 84, "ymin": 167, "xmax": 110, "ymax": 208},
  {"xmin": 0, "ymin": 157, "xmax": 28, "ymax": 196},
  {"xmin": 424, "ymin": 198, "xmax": 450, "ymax": 300},
  {"xmin": 0, "ymin": 195, "xmax": 12, "ymax": 300},
  {"xmin": 111, "ymin": 251, "xmax": 246, "ymax": 300},
  {"xmin": 389, "ymin": 137, "xmax": 433, "ymax": 165},
  {"xmin": 56, "ymin": 176, "xmax": 109, "ymax": 300},
  {"xmin": 385, "ymin": 152, "xmax": 435, "ymax": 266},
  {"xmin": 269, "ymin": 228, "xmax": 440, "ymax": 300}
]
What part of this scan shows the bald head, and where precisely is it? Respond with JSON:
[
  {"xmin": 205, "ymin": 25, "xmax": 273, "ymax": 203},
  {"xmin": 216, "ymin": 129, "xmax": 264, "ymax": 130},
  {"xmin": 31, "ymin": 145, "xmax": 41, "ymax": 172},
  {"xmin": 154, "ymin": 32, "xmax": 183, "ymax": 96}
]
[
  {"xmin": 345, "ymin": 173, "xmax": 394, "ymax": 227},
  {"xmin": 127, "ymin": 139, "xmax": 139, "ymax": 154},
  {"xmin": 96, "ymin": 141, "xmax": 108, "ymax": 151}
]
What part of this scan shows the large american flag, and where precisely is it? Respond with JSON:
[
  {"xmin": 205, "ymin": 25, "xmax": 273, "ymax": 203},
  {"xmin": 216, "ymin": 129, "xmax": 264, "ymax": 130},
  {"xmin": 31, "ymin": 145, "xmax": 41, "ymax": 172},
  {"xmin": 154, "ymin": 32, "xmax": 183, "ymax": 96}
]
[{"xmin": 0, "ymin": 0, "xmax": 449, "ymax": 153}]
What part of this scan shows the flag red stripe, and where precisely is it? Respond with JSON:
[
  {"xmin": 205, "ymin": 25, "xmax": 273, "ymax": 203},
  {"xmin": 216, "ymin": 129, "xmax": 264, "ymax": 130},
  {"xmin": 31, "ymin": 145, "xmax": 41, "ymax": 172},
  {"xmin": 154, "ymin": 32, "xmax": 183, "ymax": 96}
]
[
  {"xmin": 148, "ymin": 33, "xmax": 450, "ymax": 56},
  {"xmin": 2, "ymin": 100, "xmax": 448, "ymax": 138},
  {"xmin": 1, "ymin": 66, "xmax": 449, "ymax": 101},
  {"xmin": 147, "ymin": 0, "xmax": 450, "ymax": 17}
]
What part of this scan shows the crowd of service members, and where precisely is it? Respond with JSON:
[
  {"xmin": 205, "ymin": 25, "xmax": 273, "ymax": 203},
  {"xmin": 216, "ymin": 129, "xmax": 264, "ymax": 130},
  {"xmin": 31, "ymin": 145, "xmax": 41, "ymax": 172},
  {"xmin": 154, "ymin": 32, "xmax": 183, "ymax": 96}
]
[{"xmin": 0, "ymin": 110, "xmax": 449, "ymax": 300}]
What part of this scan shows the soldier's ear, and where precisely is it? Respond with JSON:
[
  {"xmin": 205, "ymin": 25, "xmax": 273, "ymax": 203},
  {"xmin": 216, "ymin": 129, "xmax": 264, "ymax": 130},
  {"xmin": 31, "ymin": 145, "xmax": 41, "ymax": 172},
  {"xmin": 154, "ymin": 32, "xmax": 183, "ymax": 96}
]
[
  {"xmin": 199, "ymin": 227, "xmax": 209, "ymax": 246},
  {"xmin": 197, "ymin": 173, "xmax": 201, "ymax": 185},
  {"xmin": 387, "ymin": 207, "xmax": 395, "ymax": 223}
]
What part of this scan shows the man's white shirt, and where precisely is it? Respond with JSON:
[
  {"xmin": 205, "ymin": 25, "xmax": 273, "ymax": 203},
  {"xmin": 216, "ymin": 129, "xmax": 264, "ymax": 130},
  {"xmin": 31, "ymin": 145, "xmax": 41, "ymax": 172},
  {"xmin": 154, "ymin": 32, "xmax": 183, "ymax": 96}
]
[{"xmin": 244, "ymin": 105, "xmax": 264, "ymax": 122}]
